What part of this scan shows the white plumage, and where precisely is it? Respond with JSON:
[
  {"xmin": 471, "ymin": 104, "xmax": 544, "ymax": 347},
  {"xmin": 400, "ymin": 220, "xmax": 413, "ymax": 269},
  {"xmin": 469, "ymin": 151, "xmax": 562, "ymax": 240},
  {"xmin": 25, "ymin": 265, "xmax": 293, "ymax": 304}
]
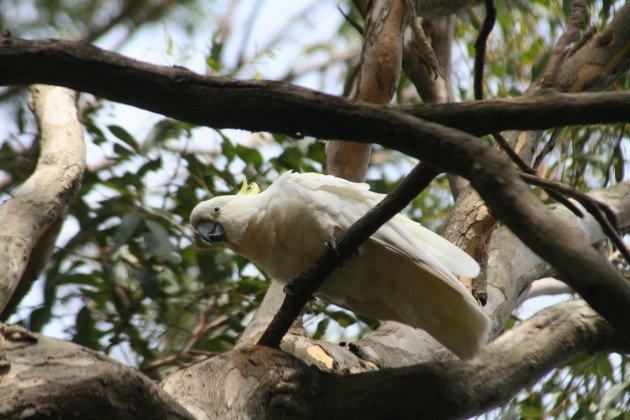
[{"xmin": 190, "ymin": 172, "xmax": 490, "ymax": 359}]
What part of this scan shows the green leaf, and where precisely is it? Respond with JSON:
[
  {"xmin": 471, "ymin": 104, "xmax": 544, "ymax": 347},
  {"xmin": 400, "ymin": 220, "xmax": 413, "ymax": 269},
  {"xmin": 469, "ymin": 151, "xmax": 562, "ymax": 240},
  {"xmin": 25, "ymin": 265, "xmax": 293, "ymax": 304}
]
[
  {"xmin": 141, "ymin": 119, "xmax": 181, "ymax": 154},
  {"xmin": 108, "ymin": 125, "xmax": 138, "ymax": 151},
  {"xmin": 219, "ymin": 131, "xmax": 235, "ymax": 161},
  {"xmin": 111, "ymin": 212, "xmax": 143, "ymax": 251},
  {"xmin": 138, "ymin": 157, "xmax": 163, "ymax": 178},
  {"xmin": 326, "ymin": 310, "xmax": 356, "ymax": 328},
  {"xmin": 28, "ymin": 307, "xmax": 49, "ymax": 332},
  {"xmin": 613, "ymin": 143, "xmax": 624, "ymax": 183},
  {"xmin": 144, "ymin": 219, "xmax": 178, "ymax": 263},
  {"xmin": 276, "ymin": 147, "xmax": 303, "ymax": 170},
  {"xmin": 236, "ymin": 144, "xmax": 263, "ymax": 169},
  {"xmin": 312, "ymin": 318, "xmax": 329, "ymax": 340},
  {"xmin": 73, "ymin": 306, "xmax": 94, "ymax": 346},
  {"xmin": 134, "ymin": 267, "xmax": 160, "ymax": 300},
  {"xmin": 601, "ymin": 382, "xmax": 629, "ymax": 408},
  {"xmin": 562, "ymin": 0, "xmax": 573, "ymax": 17}
]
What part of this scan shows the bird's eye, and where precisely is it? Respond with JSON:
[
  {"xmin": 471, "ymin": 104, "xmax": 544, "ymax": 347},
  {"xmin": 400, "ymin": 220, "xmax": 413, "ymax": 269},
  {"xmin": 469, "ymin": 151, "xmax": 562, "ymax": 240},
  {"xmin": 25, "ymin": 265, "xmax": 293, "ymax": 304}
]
[{"xmin": 213, "ymin": 207, "xmax": 220, "ymax": 213}]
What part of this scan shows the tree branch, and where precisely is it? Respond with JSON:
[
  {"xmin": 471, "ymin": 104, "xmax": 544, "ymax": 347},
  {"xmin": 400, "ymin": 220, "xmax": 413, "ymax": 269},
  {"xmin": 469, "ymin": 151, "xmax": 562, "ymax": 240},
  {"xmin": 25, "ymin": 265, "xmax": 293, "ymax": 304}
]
[
  {"xmin": 257, "ymin": 164, "xmax": 439, "ymax": 347},
  {"xmin": 348, "ymin": 181, "xmax": 630, "ymax": 367},
  {"xmin": 520, "ymin": 172, "xmax": 630, "ymax": 264},
  {"xmin": 0, "ymin": 324, "xmax": 193, "ymax": 419},
  {"xmin": 164, "ymin": 300, "xmax": 630, "ymax": 418},
  {"xmin": 0, "ymin": 85, "xmax": 86, "ymax": 315},
  {"xmin": 326, "ymin": 0, "xmax": 406, "ymax": 182},
  {"xmin": 318, "ymin": 300, "xmax": 630, "ymax": 418},
  {"xmin": 473, "ymin": 0, "xmax": 496, "ymax": 100},
  {"xmin": 540, "ymin": 0, "xmax": 588, "ymax": 90},
  {"xmin": 1, "ymin": 38, "xmax": 629, "ymax": 336},
  {"xmin": 0, "ymin": 39, "xmax": 629, "ymax": 137}
]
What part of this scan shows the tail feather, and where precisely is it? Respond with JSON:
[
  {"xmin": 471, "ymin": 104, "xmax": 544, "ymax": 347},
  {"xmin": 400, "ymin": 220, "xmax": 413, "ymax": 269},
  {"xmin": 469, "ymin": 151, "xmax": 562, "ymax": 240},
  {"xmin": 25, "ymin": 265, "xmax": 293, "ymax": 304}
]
[{"xmin": 322, "ymin": 249, "xmax": 491, "ymax": 359}]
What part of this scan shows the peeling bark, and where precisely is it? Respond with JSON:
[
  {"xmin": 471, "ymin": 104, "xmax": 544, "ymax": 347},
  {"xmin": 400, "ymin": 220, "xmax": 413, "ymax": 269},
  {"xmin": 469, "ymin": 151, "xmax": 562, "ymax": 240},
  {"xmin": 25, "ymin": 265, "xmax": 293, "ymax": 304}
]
[{"xmin": 326, "ymin": 0, "xmax": 406, "ymax": 182}]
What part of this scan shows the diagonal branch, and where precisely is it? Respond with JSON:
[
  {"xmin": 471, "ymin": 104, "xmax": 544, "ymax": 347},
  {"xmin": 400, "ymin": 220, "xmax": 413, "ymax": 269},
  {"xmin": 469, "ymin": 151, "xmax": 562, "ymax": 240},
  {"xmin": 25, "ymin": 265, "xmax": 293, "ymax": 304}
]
[
  {"xmin": 258, "ymin": 164, "xmax": 439, "ymax": 347},
  {"xmin": 1, "ymin": 37, "xmax": 629, "ymax": 336},
  {"xmin": 520, "ymin": 173, "xmax": 630, "ymax": 264}
]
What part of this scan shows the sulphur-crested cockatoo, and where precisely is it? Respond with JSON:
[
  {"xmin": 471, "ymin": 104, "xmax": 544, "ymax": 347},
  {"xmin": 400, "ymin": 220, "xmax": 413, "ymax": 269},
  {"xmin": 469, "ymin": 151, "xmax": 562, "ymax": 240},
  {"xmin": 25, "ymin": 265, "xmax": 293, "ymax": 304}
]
[{"xmin": 191, "ymin": 172, "xmax": 490, "ymax": 359}]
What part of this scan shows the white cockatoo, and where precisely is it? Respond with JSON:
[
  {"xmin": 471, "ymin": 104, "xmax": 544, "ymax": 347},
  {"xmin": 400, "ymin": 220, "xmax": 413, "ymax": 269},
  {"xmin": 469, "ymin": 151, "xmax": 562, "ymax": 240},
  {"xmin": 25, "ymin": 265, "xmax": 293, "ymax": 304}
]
[{"xmin": 190, "ymin": 172, "xmax": 490, "ymax": 359}]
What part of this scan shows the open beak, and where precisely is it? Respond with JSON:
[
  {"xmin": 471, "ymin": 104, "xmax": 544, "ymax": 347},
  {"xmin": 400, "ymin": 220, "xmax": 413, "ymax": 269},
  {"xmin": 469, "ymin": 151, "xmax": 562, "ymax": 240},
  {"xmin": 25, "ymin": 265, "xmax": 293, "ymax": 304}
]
[{"xmin": 197, "ymin": 221, "xmax": 227, "ymax": 244}]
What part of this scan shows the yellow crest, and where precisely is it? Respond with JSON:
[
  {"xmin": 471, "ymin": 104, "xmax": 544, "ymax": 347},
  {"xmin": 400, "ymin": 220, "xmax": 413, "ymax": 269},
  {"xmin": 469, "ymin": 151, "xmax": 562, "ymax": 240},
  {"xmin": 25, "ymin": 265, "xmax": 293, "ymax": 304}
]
[{"xmin": 237, "ymin": 178, "xmax": 260, "ymax": 196}]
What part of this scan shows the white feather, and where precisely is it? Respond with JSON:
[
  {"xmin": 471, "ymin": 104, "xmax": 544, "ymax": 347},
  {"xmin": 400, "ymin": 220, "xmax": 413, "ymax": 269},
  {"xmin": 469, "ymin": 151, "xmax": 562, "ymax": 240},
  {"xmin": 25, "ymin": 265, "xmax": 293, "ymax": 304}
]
[{"xmin": 191, "ymin": 172, "xmax": 490, "ymax": 359}]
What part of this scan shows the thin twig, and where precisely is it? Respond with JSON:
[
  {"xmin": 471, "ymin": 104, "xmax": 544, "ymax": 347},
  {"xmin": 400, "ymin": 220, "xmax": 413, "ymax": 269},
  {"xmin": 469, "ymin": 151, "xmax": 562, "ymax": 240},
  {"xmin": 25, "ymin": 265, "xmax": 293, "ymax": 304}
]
[
  {"xmin": 338, "ymin": 5, "xmax": 364, "ymax": 35},
  {"xmin": 520, "ymin": 172, "xmax": 629, "ymax": 265},
  {"xmin": 533, "ymin": 128, "xmax": 561, "ymax": 170},
  {"xmin": 257, "ymin": 163, "xmax": 440, "ymax": 348},
  {"xmin": 474, "ymin": 0, "xmax": 496, "ymax": 100},
  {"xmin": 491, "ymin": 132, "xmax": 531, "ymax": 173},
  {"xmin": 492, "ymin": 132, "xmax": 584, "ymax": 217}
]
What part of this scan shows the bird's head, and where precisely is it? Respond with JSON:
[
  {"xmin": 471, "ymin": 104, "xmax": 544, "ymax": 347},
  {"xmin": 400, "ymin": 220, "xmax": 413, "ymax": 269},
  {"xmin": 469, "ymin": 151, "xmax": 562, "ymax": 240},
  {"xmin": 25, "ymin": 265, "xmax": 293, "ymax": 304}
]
[{"xmin": 190, "ymin": 181, "xmax": 261, "ymax": 248}]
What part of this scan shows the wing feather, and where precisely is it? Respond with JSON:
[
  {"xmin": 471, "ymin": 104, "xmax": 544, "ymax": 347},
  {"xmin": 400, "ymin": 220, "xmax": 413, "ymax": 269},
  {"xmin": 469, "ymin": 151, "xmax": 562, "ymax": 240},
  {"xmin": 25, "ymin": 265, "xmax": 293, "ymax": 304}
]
[{"xmin": 279, "ymin": 172, "xmax": 480, "ymax": 280}]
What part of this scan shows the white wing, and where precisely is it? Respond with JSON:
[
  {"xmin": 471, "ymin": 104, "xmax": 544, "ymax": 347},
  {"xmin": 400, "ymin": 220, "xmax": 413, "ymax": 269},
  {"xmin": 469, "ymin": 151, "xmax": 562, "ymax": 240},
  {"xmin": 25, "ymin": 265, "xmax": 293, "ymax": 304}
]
[
  {"xmin": 276, "ymin": 172, "xmax": 480, "ymax": 280},
  {"xmin": 268, "ymin": 172, "xmax": 489, "ymax": 358}
]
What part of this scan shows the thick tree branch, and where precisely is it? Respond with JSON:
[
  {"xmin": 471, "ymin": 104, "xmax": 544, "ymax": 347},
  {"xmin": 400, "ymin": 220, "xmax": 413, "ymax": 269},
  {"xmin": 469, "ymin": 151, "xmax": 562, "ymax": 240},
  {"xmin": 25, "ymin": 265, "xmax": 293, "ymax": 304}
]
[
  {"xmin": 525, "ymin": 277, "xmax": 572, "ymax": 299},
  {"xmin": 1, "ymin": 37, "xmax": 629, "ymax": 337},
  {"xmin": 401, "ymin": 91, "xmax": 630, "ymax": 135},
  {"xmin": 318, "ymin": 300, "xmax": 630, "ymax": 418},
  {"xmin": 0, "ymin": 85, "xmax": 86, "ymax": 315},
  {"xmin": 0, "ymin": 324, "xmax": 193, "ymax": 419},
  {"xmin": 165, "ymin": 299, "xmax": 630, "ymax": 418},
  {"xmin": 1, "ymin": 38, "xmax": 629, "ymax": 136}
]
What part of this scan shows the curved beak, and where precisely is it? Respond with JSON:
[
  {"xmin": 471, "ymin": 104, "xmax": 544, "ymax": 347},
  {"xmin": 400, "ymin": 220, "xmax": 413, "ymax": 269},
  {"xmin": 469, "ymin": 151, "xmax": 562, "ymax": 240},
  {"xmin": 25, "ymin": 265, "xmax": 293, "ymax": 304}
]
[{"xmin": 197, "ymin": 221, "xmax": 227, "ymax": 244}]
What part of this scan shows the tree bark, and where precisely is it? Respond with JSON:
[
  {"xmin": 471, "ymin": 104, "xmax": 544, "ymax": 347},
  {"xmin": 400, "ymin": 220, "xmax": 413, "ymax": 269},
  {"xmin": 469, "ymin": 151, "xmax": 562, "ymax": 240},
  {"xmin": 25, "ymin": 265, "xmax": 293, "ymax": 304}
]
[
  {"xmin": 326, "ymin": 0, "xmax": 405, "ymax": 181},
  {"xmin": 0, "ymin": 85, "xmax": 86, "ymax": 315},
  {"xmin": 0, "ymin": 324, "xmax": 193, "ymax": 419},
  {"xmin": 162, "ymin": 300, "xmax": 630, "ymax": 419}
]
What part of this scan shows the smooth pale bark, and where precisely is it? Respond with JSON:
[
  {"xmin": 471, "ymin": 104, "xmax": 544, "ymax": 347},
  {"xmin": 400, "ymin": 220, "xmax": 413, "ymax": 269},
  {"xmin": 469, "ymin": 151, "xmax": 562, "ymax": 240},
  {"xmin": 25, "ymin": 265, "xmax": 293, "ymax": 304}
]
[{"xmin": 0, "ymin": 85, "xmax": 86, "ymax": 315}]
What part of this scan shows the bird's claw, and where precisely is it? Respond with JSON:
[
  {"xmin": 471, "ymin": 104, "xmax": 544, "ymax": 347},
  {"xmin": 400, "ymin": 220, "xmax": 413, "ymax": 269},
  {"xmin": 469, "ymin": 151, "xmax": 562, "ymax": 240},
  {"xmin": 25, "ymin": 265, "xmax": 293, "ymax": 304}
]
[
  {"xmin": 325, "ymin": 237, "xmax": 344, "ymax": 267},
  {"xmin": 283, "ymin": 281, "xmax": 298, "ymax": 296},
  {"xmin": 326, "ymin": 237, "xmax": 340, "ymax": 256}
]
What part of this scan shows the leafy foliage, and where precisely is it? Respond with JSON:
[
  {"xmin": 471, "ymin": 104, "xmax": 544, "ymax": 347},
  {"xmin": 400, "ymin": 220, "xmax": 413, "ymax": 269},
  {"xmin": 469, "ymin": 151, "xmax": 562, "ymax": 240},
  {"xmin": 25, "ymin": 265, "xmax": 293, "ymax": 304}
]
[{"xmin": 0, "ymin": 0, "xmax": 627, "ymax": 415}]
